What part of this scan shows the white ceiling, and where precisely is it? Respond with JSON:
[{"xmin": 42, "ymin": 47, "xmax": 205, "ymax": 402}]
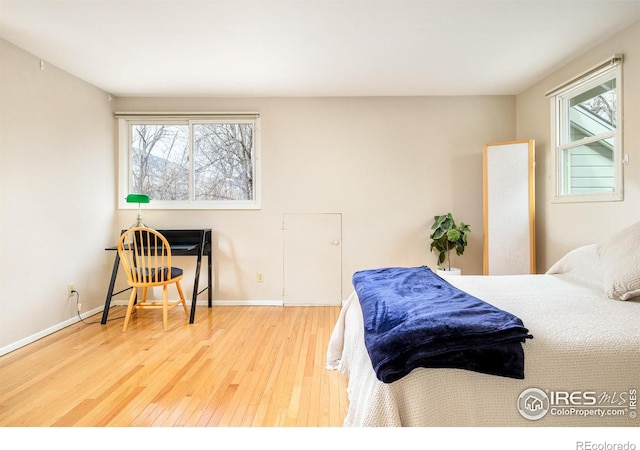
[{"xmin": 1, "ymin": 0, "xmax": 640, "ymax": 97}]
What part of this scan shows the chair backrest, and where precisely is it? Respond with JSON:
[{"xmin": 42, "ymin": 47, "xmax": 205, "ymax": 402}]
[{"xmin": 118, "ymin": 227, "xmax": 174, "ymax": 286}]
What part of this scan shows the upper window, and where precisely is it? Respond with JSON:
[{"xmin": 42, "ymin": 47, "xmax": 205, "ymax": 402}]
[
  {"xmin": 117, "ymin": 114, "xmax": 260, "ymax": 210},
  {"xmin": 548, "ymin": 55, "xmax": 623, "ymax": 203}
]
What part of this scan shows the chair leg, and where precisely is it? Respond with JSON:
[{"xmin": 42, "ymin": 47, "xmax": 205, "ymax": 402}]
[
  {"xmin": 139, "ymin": 287, "xmax": 147, "ymax": 317},
  {"xmin": 162, "ymin": 285, "xmax": 169, "ymax": 332},
  {"xmin": 122, "ymin": 288, "xmax": 137, "ymax": 332},
  {"xmin": 176, "ymin": 281, "xmax": 189, "ymax": 316}
]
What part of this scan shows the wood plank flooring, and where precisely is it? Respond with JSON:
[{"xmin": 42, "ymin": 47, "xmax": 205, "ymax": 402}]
[{"xmin": 0, "ymin": 305, "xmax": 349, "ymax": 427}]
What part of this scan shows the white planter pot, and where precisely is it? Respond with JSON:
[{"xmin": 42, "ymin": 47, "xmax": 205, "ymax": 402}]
[{"xmin": 437, "ymin": 267, "xmax": 461, "ymax": 276}]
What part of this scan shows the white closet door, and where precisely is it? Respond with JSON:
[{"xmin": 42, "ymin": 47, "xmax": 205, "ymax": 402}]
[
  {"xmin": 283, "ymin": 213, "xmax": 342, "ymax": 305},
  {"xmin": 483, "ymin": 140, "xmax": 536, "ymax": 275}
]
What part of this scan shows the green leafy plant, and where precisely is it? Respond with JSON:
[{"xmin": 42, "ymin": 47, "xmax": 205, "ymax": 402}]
[{"xmin": 429, "ymin": 213, "xmax": 470, "ymax": 271}]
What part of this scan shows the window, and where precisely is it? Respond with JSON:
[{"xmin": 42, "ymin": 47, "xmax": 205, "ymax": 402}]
[
  {"xmin": 117, "ymin": 114, "xmax": 260, "ymax": 209},
  {"xmin": 548, "ymin": 55, "xmax": 623, "ymax": 202}
]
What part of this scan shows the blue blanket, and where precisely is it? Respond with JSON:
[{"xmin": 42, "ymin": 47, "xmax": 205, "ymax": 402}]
[{"xmin": 353, "ymin": 266, "xmax": 532, "ymax": 383}]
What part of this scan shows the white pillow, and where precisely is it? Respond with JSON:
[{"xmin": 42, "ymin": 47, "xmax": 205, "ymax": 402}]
[
  {"xmin": 597, "ymin": 221, "xmax": 640, "ymax": 300},
  {"xmin": 546, "ymin": 244, "xmax": 603, "ymax": 289}
]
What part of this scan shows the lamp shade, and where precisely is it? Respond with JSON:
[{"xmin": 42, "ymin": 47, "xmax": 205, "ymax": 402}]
[
  {"xmin": 126, "ymin": 194, "xmax": 150, "ymax": 228},
  {"xmin": 126, "ymin": 193, "xmax": 150, "ymax": 204}
]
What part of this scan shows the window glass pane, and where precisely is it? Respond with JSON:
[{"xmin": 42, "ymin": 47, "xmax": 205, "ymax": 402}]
[
  {"xmin": 567, "ymin": 79, "xmax": 616, "ymax": 143},
  {"xmin": 193, "ymin": 123, "xmax": 254, "ymax": 201},
  {"xmin": 553, "ymin": 61, "xmax": 622, "ymax": 201},
  {"xmin": 120, "ymin": 115, "xmax": 260, "ymax": 209},
  {"xmin": 561, "ymin": 138, "xmax": 615, "ymax": 195},
  {"xmin": 130, "ymin": 124, "xmax": 189, "ymax": 200}
]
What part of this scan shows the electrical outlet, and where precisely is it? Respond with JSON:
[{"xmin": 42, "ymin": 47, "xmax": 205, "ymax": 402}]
[
  {"xmin": 257, "ymin": 272, "xmax": 264, "ymax": 283},
  {"xmin": 67, "ymin": 282, "xmax": 75, "ymax": 297}
]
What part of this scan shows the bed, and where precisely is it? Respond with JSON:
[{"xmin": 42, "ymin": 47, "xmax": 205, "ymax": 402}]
[{"xmin": 327, "ymin": 222, "xmax": 640, "ymax": 427}]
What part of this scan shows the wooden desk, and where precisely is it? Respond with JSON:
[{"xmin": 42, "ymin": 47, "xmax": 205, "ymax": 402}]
[{"xmin": 101, "ymin": 228, "xmax": 213, "ymax": 325}]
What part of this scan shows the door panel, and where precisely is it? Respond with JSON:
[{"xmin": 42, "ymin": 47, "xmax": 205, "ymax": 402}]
[{"xmin": 283, "ymin": 213, "xmax": 342, "ymax": 306}]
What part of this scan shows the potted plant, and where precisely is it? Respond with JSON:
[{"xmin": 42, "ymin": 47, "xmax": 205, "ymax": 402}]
[{"xmin": 429, "ymin": 213, "xmax": 470, "ymax": 275}]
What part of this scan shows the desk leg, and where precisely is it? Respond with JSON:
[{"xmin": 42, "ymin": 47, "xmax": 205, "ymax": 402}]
[
  {"xmin": 189, "ymin": 233, "xmax": 205, "ymax": 324},
  {"xmin": 208, "ymin": 251, "xmax": 213, "ymax": 308},
  {"xmin": 101, "ymin": 253, "xmax": 120, "ymax": 324}
]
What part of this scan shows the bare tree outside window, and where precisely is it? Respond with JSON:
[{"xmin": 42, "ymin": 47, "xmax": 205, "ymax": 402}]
[
  {"xmin": 193, "ymin": 123, "xmax": 254, "ymax": 201},
  {"xmin": 125, "ymin": 117, "xmax": 258, "ymax": 207},
  {"xmin": 577, "ymin": 79, "xmax": 616, "ymax": 127},
  {"xmin": 131, "ymin": 124, "xmax": 189, "ymax": 200}
]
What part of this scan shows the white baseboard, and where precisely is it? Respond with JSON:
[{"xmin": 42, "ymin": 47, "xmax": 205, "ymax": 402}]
[
  {"xmin": 205, "ymin": 299, "xmax": 284, "ymax": 306},
  {"xmin": 0, "ymin": 306, "xmax": 104, "ymax": 357},
  {"xmin": 0, "ymin": 301, "xmax": 284, "ymax": 357},
  {"xmin": 108, "ymin": 299, "xmax": 285, "ymax": 307}
]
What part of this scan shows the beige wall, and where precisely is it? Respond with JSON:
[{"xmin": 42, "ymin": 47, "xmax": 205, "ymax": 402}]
[
  {"xmin": 516, "ymin": 20, "xmax": 640, "ymax": 271},
  {"xmin": 114, "ymin": 96, "xmax": 516, "ymax": 302},
  {"xmin": 0, "ymin": 39, "xmax": 115, "ymax": 352}
]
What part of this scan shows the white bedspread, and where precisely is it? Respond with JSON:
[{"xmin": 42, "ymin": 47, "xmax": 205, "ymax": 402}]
[{"xmin": 327, "ymin": 271, "xmax": 640, "ymax": 426}]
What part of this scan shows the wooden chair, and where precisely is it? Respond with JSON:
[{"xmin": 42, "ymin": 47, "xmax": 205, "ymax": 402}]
[{"xmin": 118, "ymin": 227, "xmax": 189, "ymax": 332}]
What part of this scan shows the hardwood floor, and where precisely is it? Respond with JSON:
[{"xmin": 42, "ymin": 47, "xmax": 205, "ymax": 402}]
[{"xmin": 0, "ymin": 305, "xmax": 349, "ymax": 427}]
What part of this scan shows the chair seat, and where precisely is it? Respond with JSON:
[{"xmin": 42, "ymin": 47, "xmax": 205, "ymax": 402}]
[{"xmin": 132, "ymin": 266, "xmax": 183, "ymax": 282}]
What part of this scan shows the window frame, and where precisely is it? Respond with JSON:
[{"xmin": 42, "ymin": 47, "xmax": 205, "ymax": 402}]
[
  {"xmin": 117, "ymin": 113, "xmax": 261, "ymax": 210},
  {"xmin": 548, "ymin": 56, "xmax": 623, "ymax": 203}
]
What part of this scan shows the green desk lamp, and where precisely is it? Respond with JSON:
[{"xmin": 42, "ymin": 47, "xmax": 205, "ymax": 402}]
[{"xmin": 126, "ymin": 193, "xmax": 150, "ymax": 228}]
